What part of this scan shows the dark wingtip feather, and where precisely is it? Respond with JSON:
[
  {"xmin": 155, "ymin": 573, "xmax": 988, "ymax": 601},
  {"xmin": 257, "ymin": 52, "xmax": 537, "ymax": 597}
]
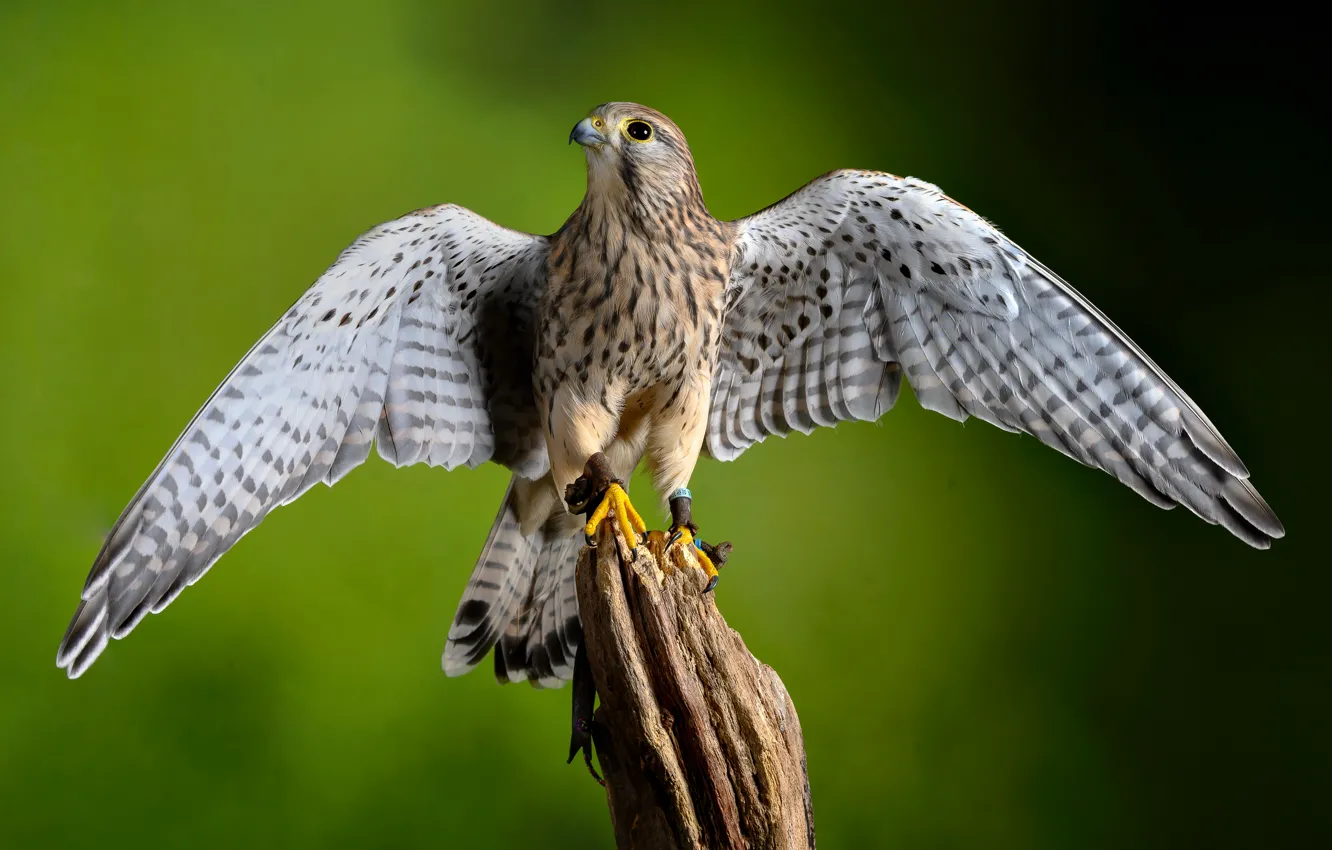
[
  {"xmin": 56, "ymin": 590, "xmax": 108, "ymax": 678},
  {"xmin": 1223, "ymin": 478, "xmax": 1285, "ymax": 542}
]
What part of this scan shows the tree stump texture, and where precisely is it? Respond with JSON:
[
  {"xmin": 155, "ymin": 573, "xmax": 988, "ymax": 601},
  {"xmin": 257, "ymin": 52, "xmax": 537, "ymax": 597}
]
[{"xmin": 574, "ymin": 521, "xmax": 816, "ymax": 850}]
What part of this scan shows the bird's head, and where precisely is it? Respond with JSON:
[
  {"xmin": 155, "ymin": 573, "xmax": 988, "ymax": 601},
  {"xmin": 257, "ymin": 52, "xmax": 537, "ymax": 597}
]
[{"xmin": 569, "ymin": 103, "xmax": 704, "ymax": 224}]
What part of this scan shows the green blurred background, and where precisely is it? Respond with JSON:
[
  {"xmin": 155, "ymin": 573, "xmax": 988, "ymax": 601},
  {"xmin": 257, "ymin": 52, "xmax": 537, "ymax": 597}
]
[{"xmin": 2, "ymin": 1, "xmax": 1325, "ymax": 847}]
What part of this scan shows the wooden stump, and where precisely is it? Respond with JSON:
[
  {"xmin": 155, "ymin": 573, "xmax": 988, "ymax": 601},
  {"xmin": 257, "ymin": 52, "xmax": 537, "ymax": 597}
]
[{"xmin": 573, "ymin": 522, "xmax": 815, "ymax": 850}]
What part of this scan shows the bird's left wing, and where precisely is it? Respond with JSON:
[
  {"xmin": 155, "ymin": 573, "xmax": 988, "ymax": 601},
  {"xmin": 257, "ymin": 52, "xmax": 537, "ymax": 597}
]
[
  {"xmin": 709, "ymin": 169, "xmax": 1283, "ymax": 547},
  {"xmin": 58, "ymin": 204, "xmax": 550, "ymax": 677}
]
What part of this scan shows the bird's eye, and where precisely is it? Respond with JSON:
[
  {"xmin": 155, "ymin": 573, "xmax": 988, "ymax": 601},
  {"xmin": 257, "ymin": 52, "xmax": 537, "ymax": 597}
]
[{"xmin": 624, "ymin": 120, "xmax": 653, "ymax": 142}]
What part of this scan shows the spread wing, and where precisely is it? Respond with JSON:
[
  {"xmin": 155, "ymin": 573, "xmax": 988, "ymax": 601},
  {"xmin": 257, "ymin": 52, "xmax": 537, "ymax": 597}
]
[
  {"xmin": 710, "ymin": 169, "xmax": 1283, "ymax": 547},
  {"xmin": 58, "ymin": 204, "xmax": 550, "ymax": 677}
]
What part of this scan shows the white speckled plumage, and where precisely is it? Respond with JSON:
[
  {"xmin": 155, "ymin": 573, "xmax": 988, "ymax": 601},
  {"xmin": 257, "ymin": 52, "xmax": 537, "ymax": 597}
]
[
  {"xmin": 57, "ymin": 205, "xmax": 550, "ymax": 677},
  {"xmin": 711, "ymin": 170, "xmax": 1280, "ymax": 545}
]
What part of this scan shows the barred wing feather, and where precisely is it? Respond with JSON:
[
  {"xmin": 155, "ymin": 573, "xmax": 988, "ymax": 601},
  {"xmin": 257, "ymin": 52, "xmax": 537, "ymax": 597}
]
[
  {"xmin": 57, "ymin": 205, "xmax": 549, "ymax": 677},
  {"xmin": 710, "ymin": 170, "xmax": 1282, "ymax": 547}
]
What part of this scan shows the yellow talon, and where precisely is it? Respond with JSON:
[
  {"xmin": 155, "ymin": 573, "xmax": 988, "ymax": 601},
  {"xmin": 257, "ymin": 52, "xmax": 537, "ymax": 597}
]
[
  {"xmin": 584, "ymin": 483, "xmax": 646, "ymax": 549},
  {"xmin": 667, "ymin": 526, "xmax": 720, "ymax": 592}
]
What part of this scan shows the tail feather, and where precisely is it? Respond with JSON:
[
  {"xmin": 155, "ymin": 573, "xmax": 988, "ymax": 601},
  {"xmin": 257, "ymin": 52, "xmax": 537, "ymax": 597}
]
[
  {"xmin": 443, "ymin": 475, "xmax": 582, "ymax": 687},
  {"xmin": 442, "ymin": 478, "xmax": 541, "ymax": 676},
  {"xmin": 495, "ymin": 533, "xmax": 582, "ymax": 688}
]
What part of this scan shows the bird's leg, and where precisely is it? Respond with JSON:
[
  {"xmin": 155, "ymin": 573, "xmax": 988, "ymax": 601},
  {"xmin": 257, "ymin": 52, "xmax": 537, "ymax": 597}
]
[
  {"xmin": 564, "ymin": 452, "xmax": 646, "ymax": 552},
  {"xmin": 665, "ymin": 488, "xmax": 730, "ymax": 593}
]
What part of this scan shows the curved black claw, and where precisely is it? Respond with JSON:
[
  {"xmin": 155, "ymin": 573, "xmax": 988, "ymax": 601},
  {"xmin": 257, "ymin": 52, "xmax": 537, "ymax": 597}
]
[
  {"xmin": 697, "ymin": 540, "xmax": 732, "ymax": 593},
  {"xmin": 666, "ymin": 524, "xmax": 696, "ymax": 550}
]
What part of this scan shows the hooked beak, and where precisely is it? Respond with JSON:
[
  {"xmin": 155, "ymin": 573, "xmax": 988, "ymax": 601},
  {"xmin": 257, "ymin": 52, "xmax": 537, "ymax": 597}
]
[{"xmin": 568, "ymin": 117, "xmax": 607, "ymax": 148}]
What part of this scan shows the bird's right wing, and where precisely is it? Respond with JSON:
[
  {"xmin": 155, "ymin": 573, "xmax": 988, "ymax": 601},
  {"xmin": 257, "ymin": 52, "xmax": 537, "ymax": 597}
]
[
  {"xmin": 710, "ymin": 170, "xmax": 1282, "ymax": 547},
  {"xmin": 58, "ymin": 204, "xmax": 550, "ymax": 678}
]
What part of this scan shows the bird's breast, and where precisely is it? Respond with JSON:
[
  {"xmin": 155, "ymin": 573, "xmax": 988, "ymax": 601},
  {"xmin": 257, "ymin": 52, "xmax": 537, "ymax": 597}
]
[{"xmin": 536, "ymin": 226, "xmax": 728, "ymax": 409}]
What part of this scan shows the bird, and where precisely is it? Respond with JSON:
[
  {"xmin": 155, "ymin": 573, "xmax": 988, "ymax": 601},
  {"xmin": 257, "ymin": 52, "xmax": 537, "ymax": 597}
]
[{"xmin": 56, "ymin": 102, "xmax": 1284, "ymax": 685}]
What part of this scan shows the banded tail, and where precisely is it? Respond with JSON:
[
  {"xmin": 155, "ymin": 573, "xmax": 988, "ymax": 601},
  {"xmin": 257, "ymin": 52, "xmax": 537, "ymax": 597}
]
[{"xmin": 443, "ymin": 476, "xmax": 583, "ymax": 688}]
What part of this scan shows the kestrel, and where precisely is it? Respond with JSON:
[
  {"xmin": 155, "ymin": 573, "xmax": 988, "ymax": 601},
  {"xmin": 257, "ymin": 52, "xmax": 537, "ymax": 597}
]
[{"xmin": 57, "ymin": 102, "xmax": 1284, "ymax": 684}]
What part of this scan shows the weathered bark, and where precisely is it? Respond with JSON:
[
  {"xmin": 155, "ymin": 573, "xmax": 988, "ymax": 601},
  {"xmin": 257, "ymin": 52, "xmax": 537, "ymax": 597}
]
[{"xmin": 574, "ymin": 523, "xmax": 815, "ymax": 850}]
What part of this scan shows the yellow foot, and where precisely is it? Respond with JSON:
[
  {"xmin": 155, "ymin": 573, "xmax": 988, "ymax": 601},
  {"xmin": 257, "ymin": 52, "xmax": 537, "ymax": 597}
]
[
  {"xmin": 584, "ymin": 483, "xmax": 646, "ymax": 551},
  {"xmin": 667, "ymin": 526, "xmax": 720, "ymax": 593}
]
